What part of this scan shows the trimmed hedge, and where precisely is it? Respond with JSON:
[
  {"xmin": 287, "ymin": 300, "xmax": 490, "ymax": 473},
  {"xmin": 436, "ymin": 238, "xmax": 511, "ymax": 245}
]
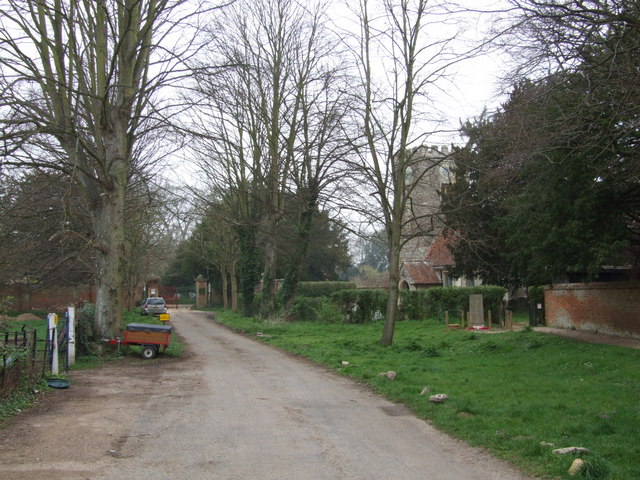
[
  {"xmin": 329, "ymin": 286, "xmax": 506, "ymax": 324},
  {"xmin": 399, "ymin": 286, "xmax": 507, "ymax": 321},
  {"xmin": 297, "ymin": 282, "xmax": 357, "ymax": 298},
  {"xmin": 330, "ymin": 289, "xmax": 388, "ymax": 324}
]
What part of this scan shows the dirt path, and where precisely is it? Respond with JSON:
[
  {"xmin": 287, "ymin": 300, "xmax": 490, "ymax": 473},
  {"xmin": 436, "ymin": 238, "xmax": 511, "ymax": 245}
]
[{"xmin": 0, "ymin": 309, "xmax": 536, "ymax": 480}]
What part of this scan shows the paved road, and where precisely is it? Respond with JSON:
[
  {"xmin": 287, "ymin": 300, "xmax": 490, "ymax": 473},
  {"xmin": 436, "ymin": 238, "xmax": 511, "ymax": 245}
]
[{"xmin": 91, "ymin": 309, "xmax": 534, "ymax": 480}]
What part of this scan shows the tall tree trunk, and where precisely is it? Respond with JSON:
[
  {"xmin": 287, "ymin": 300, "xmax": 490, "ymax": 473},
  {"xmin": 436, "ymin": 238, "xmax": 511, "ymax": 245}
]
[
  {"xmin": 259, "ymin": 213, "xmax": 279, "ymax": 318},
  {"xmin": 237, "ymin": 224, "xmax": 261, "ymax": 315},
  {"xmin": 381, "ymin": 173, "xmax": 404, "ymax": 346},
  {"xmin": 231, "ymin": 262, "xmax": 239, "ymax": 313},
  {"xmin": 381, "ymin": 228, "xmax": 401, "ymax": 346},
  {"xmin": 281, "ymin": 196, "xmax": 316, "ymax": 309},
  {"xmin": 92, "ymin": 174, "xmax": 127, "ymax": 337},
  {"xmin": 221, "ymin": 267, "xmax": 229, "ymax": 309}
]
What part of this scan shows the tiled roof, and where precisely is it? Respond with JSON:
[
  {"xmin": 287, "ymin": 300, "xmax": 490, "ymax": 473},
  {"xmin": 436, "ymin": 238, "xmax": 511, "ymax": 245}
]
[
  {"xmin": 425, "ymin": 234, "xmax": 455, "ymax": 266},
  {"xmin": 401, "ymin": 262, "xmax": 441, "ymax": 285}
]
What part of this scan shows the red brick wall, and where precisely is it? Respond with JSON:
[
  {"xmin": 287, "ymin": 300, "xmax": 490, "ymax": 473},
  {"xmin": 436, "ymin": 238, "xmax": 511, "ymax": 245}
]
[
  {"xmin": 545, "ymin": 282, "xmax": 640, "ymax": 339},
  {"xmin": 0, "ymin": 285, "xmax": 95, "ymax": 312}
]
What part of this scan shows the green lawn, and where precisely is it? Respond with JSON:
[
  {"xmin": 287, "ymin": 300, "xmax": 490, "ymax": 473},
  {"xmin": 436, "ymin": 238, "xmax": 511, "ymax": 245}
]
[{"xmin": 214, "ymin": 310, "xmax": 640, "ymax": 480}]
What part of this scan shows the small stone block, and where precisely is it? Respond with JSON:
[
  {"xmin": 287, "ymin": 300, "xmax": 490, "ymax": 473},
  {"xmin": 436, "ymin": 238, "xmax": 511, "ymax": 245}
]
[
  {"xmin": 553, "ymin": 447, "xmax": 590, "ymax": 455},
  {"xmin": 568, "ymin": 458, "xmax": 585, "ymax": 476},
  {"xmin": 428, "ymin": 393, "xmax": 448, "ymax": 403}
]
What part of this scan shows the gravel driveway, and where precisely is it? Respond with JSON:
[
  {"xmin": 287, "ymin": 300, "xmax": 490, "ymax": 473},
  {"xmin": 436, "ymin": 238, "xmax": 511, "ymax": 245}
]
[{"xmin": 0, "ymin": 309, "xmax": 536, "ymax": 480}]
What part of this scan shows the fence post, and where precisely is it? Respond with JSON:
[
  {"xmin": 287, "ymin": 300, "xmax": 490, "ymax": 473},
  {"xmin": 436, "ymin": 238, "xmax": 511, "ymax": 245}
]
[
  {"xmin": 47, "ymin": 313, "xmax": 59, "ymax": 375},
  {"xmin": 31, "ymin": 329, "xmax": 37, "ymax": 370},
  {"xmin": 67, "ymin": 306, "xmax": 76, "ymax": 367}
]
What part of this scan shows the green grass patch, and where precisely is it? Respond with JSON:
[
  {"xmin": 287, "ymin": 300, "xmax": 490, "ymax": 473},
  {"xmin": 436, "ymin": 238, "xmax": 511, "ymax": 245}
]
[
  {"xmin": 1, "ymin": 315, "xmax": 49, "ymax": 339},
  {"xmin": 213, "ymin": 310, "xmax": 640, "ymax": 480}
]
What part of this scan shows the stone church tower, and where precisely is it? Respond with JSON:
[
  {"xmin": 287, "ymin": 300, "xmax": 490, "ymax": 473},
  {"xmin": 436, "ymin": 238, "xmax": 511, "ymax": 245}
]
[{"xmin": 400, "ymin": 145, "xmax": 453, "ymax": 264}]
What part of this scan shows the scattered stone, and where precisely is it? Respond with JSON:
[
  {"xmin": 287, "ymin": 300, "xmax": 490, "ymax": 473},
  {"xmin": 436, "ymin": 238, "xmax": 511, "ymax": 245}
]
[
  {"xmin": 255, "ymin": 332, "xmax": 272, "ymax": 338},
  {"xmin": 568, "ymin": 458, "xmax": 586, "ymax": 476},
  {"xmin": 341, "ymin": 361, "xmax": 350, "ymax": 366},
  {"xmin": 378, "ymin": 370, "xmax": 397, "ymax": 380},
  {"xmin": 553, "ymin": 447, "xmax": 590, "ymax": 455},
  {"xmin": 420, "ymin": 387, "xmax": 430, "ymax": 395},
  {"xmin": 540, "ymin": 441, "xmax": 555, "ymax": 448},
  {"xmin": 428, "ymin": 393, "xmax": 448, "ymax": 403},
  {"xmin": 457, "ymin": 411, "xmax": 474, "ymax": 419}
]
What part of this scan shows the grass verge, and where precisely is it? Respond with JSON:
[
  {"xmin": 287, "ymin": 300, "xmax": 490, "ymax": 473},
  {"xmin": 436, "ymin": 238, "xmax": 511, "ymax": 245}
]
[{"xmin": 214, "ymin": 310, "xmax": 640, "ymax": 480}]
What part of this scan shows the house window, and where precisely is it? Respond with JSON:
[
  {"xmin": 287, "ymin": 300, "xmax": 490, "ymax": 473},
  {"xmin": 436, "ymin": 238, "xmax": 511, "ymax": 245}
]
[{"xmin": 466, "ymin": 278, "xmax": 475, "ymax": 287}]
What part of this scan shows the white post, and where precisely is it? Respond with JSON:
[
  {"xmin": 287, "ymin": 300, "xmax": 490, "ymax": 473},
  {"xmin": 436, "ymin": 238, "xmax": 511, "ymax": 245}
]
[
  {"xmin": 47, "ymin": 313, "xmax": 59, "ymax": 375},
  {"xmin": 67, "ymin": 306, "xmax": 76, "ymax": 366}
]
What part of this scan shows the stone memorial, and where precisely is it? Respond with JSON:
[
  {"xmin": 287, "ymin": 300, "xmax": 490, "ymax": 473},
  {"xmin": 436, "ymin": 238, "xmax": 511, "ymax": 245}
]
[{"xmin": 469, "ymin": 294, "xmax": 484, "ymax": 327}]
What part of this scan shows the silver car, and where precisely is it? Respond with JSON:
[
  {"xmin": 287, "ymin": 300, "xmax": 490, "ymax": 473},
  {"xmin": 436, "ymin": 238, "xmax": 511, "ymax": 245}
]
[{"xmin": 141, "ymin": 297, "xmax": 168, "ymax": 316}]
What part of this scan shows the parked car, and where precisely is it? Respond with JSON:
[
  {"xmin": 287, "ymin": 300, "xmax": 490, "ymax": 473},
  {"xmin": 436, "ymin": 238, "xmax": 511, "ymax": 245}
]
[{"xmin": 141, "ymin": 297, "xmax": 168, "ymax": 316}]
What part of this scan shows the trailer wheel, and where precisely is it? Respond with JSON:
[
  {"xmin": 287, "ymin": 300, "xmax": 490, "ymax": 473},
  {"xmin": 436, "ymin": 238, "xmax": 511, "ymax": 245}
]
[{"xmin": 140, "ymin": 345, "xmax": 157, "ymax": 360}]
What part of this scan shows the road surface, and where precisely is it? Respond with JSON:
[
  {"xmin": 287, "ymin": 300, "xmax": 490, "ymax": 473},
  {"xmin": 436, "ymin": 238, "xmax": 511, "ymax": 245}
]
[{"xmin": 0, "ymin": 308, "xmax": 536, "ymax": 479}]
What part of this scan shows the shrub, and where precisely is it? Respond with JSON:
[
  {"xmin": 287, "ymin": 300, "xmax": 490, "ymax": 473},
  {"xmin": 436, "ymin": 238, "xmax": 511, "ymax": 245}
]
[
  {"xmin": 398, "ymin": 290, "xmax": 430, "ymax": 320},
  {"xmin": 289, "ymin": 296, "xmax": 343, "ymax": 323},
  {"xmin": 528, "ymin": 285, "xmax": 545, "ymax": 306},
  {"xmin": 290, "ymin": 297, "xmax": 323, "ymax": 322},
  {"xmin": 76, "ymin": 303, "xmax": 97, "ymax": 356},
  {"xmin": 315, "ymin": 299, "xmax": 343, "ymax": 323},
  {"xmin": 330, "ymin": 289, "xmax": 387, "ymax": 324}
]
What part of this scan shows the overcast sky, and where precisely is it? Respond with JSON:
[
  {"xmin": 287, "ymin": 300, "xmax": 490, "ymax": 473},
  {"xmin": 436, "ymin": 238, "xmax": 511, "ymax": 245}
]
[{"xmin": 328, "ymin": 0, "xmax": 513, "ymax": 145}]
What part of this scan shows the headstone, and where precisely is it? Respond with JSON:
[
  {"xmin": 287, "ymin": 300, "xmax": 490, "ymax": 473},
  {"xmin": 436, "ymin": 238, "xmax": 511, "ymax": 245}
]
[{"xmin": 469, "ymin": 294, "xmax": 484, "ymax": 326}]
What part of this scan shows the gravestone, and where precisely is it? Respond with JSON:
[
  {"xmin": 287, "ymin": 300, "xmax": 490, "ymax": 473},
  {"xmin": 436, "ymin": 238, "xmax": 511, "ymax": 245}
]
[{"xmin": 469, "ymin": 294, "xmax": 484, "ymax": 327}]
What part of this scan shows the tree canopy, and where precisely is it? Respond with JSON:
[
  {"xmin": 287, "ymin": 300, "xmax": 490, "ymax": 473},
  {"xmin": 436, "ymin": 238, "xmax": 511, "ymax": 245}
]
[{"xmin": 444, "ymin": 0, "xmax": 640, "ymax": 285}]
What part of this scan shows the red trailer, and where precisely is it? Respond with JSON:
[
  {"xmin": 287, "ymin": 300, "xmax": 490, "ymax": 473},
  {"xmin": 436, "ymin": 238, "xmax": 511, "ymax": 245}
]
[{"xmin": 107, "ymin": 323, "xmax": 172, "ymax": 359}]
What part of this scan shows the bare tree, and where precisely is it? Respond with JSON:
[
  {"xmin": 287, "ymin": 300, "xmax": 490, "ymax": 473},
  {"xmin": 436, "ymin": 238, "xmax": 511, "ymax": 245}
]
[
  {"xmin": 0, "ymin": 0, "xmax": 212, "ymax": 335},
  {"xmin": 194, "ymin": 201, "xmax": 241, "ymax": 311},
  {"xmin": 347, "ymin": 0, "xmax": 478, "ymax": 345},
  {"xmin": 188, "ymin": 0, "xmax": 349, "ymax": 316},
  {"xmin": 0, "ymin": 169, "xmax": 93, "ymax": 287}
]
